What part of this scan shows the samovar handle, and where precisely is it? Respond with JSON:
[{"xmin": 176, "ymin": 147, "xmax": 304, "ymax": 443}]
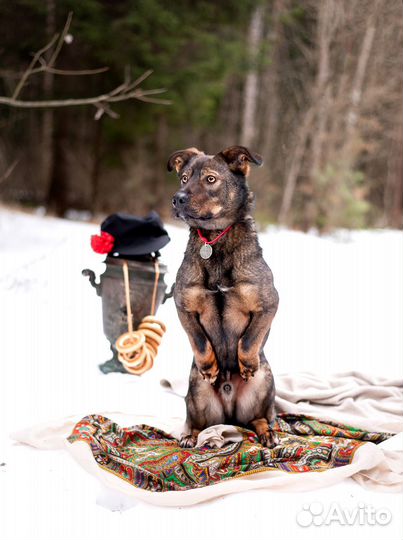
[
  {"xmin": 82, "ymin": 269, "xmax": 101, "ymax": 296},
  {"xmin": 162, "ymin": 282, "xmax": 175, "ymax": 304},
  {"xmin": 162, "ymin": 283, "xmax": 175, "ymax": 304}
]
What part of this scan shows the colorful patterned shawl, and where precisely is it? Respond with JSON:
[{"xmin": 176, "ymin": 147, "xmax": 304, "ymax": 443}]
[{"xmin": 67, "ymin": 413, "xmax": 390, "ymax": 492}]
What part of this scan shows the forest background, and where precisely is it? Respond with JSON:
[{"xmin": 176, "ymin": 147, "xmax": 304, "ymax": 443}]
[{"xmin": 0, "ymin": 0, "xmax": 402, "ymax": 231}]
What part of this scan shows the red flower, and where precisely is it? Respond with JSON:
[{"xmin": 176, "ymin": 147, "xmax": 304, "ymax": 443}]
[{"xmin": 91, "ymin": 231, "xmax": 115, "ymax": 254}]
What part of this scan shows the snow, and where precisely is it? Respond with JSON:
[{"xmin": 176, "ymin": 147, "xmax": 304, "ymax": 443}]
[{"xmin": 0, "ymin": 207, "xmax": 402, "ymax": 540}]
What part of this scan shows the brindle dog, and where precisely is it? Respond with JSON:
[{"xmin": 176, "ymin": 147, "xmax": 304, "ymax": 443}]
[{"xmin": 168, "ymin": 145, "xmax": 279, "ymax": 448}]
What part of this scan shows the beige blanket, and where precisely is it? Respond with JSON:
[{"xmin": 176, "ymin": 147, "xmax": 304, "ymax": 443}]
[
  {"xmin": 160, "ymin": 370, "xmax": 403, "ymax": 493},
  {"xmin": 11, "ymin": 371, "xmax": 403, "ymax": 506},
  {"xmin": 161, "ymin": 370, "xmax": 403, "ymax": 433}
]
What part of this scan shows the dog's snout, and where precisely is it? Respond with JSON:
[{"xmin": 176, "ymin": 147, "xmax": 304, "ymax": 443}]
[{"xmin": 172, "ymin": 192, "xmax": 188, "ymax": 207}]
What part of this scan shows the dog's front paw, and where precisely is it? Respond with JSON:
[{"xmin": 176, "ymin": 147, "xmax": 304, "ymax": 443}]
[
  {"xmin": 238, "ymin": 343, "xmax": 259, "ymax": 381},
  {"xmin": 195, "ymin": 343, "xmax": 219, "ymax": 385},
  {"xmin": 259, "ymin": 429, "xmax": 279, "ymax": 449},
  {"xmin": 238, "ymin": 360, "xmax": 258, "ymax": 381},
  {"xmin": 179, "ymin": 434, "xmax": 197, "ymax": 448},
  {"xmin": 200, "ymin": 363, "xmax": 220, "ymax": 385}
]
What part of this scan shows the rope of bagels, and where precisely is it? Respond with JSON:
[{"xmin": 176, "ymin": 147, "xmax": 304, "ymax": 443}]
[{"xmin": 115, "ymin": 259, "xmax": 166, "ymax": 375}]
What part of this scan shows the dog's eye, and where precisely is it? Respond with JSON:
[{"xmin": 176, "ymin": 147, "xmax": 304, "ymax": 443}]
[
  {"xmin": 181, "ymin": 175, "xmax": 188, "ymax": 184},
  {"xmin": 206, "ymin": 175, "xmax": 216, "ymax": 184}
]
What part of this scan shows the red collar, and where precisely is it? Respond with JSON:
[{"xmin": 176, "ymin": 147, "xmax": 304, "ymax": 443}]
[{"xmin": 197, "ymin": 224, "xmax": 233, "ymax": 246}]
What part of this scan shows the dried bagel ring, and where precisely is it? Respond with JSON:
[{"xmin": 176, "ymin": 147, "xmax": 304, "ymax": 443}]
[
  {"xmin": 118, "ymin": 340, "xmax": 147, "ymax": 366},
  {"xmin": 140, "ymin": 328, "xmax": 162, "ymax": 346},
  {"xmin": 138, "ymin": 321, "xmax": 165, "ymax": 337},
  {"xmin": 116, "ymin": 332, "xmax": 145, "ymax": 354},
  {"xmin": 124, "ymin": 349, "xmax": 153, "ymax": 375},
  {"xmin": 142, "ymin": 315, "xmax": 167, "ymax": 333},
  {"xmin": 146, "ymin": 340, "xmax": 158, "ymax": 358}
]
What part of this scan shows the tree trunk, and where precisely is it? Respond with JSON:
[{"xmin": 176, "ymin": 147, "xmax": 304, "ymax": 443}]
[
  {"xmin": 153, "ymin": 114, "xmax": 168, "ymax": 216},
  {"xmin": 309, "ymin": 0, "xmax": 333, "ymax": 180},
  {"xmin": 240, "ymin": 4, "xmax": 265, "ymax": 147},
  {"xmin": 303, "ymin": 0, "xmax": 337, "ymax": 228},
  {"xmin": 90, "ymin": 117, "xmax": 103, "ymax": 213},
  {"xmin": 384, "ymin": 119, "xmax": 403, "ymax": 228},
  {"xmin": 46, "ymin": 112, "xmax": 69, "ymax": 216},
  {"xmin": 278, "ymin": 106, "xmax": 315, "ymax": 225},
  {"xmin": 259, "ymin": 0, "xmax": 285, "ymax": 165},
  {"xmin": 216, "ymin": 74, "xmax": 243, "ymax": 148},
  {"xmin": 344, "ymin": 4, "xmax": 379, "ymax": 143},
  {"xmin": 42, "ymin": 0, "xmax": 56, "ymax": 210},
  {"xmin": 278, "ymin": 0, "xmax": 337, "ymax": 227}
]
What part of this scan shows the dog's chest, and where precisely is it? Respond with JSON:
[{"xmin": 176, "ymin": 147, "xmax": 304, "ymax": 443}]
[
  {"xmin": 206, "ymin": 283, "xmax": 235, "ymax": 317},
  {"xmin": 204, "ymin": 262, "xmax": 235, "ymax": 303}
]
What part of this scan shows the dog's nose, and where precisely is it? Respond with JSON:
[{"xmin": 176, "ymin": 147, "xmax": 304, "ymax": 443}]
[{"xmin": 172, "ymin": 192, "xmax": 188, "ymax": 207}]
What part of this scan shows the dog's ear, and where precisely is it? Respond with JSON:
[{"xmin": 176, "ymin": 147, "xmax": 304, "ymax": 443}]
[
  {"xmin": 167, "ymin": 147, "xmax": 202, "ymax": 173},
  {"xmin": 216, "ymin": 145, "xmax": 263, "ymax": 176}
]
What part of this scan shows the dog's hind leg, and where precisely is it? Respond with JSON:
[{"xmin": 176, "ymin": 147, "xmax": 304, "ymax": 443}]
[
  {"xmin": 179, "ymin": 362, "xmax": 225, "ymax": 448},
  {"xmin": 250, "ymin": 416, "xmax": 278, "ymax": 449},
  {"xmin": 243, "ymin": 359, "xmax": 279, "ymax": 448},
  {"xmin": 179, "ymin": 424, "xmax": 201, "ymax": 448}
]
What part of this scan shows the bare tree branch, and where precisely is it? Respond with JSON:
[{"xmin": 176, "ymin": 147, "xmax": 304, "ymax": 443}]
[
  {"xmin": 11, "ymin": 34, "xmax": 59, "ymax": 99},
  {"xmin": 1, "ymin": 65, "xmax": 109, "ymax": 79},
  {"xmin": 47, "ymin": 11, "xmax": 73, "ymax": 68},
  {"xmin": 0, "ymin": 88, "xmax": 171, "ymax": 109},
  {"xmin": 0, "ymin": 158, "xmax": 19, "ymax": 185},
  {"xmin": 2, "ymin": 13, "xmax": 171, "ymax": 117},
  {"xmin": 37, "ymin": 57, "xmax": 109, "ymax": 76},
  {"xmin": 94, "ymin": 102, "xmax": 119, "ymax": 120}
]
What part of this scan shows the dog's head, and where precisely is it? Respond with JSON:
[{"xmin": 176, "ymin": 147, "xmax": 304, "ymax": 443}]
[{"xmin": 168, "ymin": 146, "xmax": 262, "ymax": 230}]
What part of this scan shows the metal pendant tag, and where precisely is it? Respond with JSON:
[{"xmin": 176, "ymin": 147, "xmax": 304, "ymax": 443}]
[{"xmin": 200, "ymin": 243, "xmax": 213, "ymax": 259}]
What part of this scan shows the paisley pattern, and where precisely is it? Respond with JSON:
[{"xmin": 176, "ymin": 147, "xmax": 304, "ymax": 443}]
[{"xmin": 67, "ymin": 413, "xmax": 391, "ymax": 492}]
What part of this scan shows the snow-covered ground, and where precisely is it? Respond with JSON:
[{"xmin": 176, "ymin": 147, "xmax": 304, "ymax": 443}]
[{"xmin": 0, "ymin": 207, "xmax": 402, "ymax": 540}]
